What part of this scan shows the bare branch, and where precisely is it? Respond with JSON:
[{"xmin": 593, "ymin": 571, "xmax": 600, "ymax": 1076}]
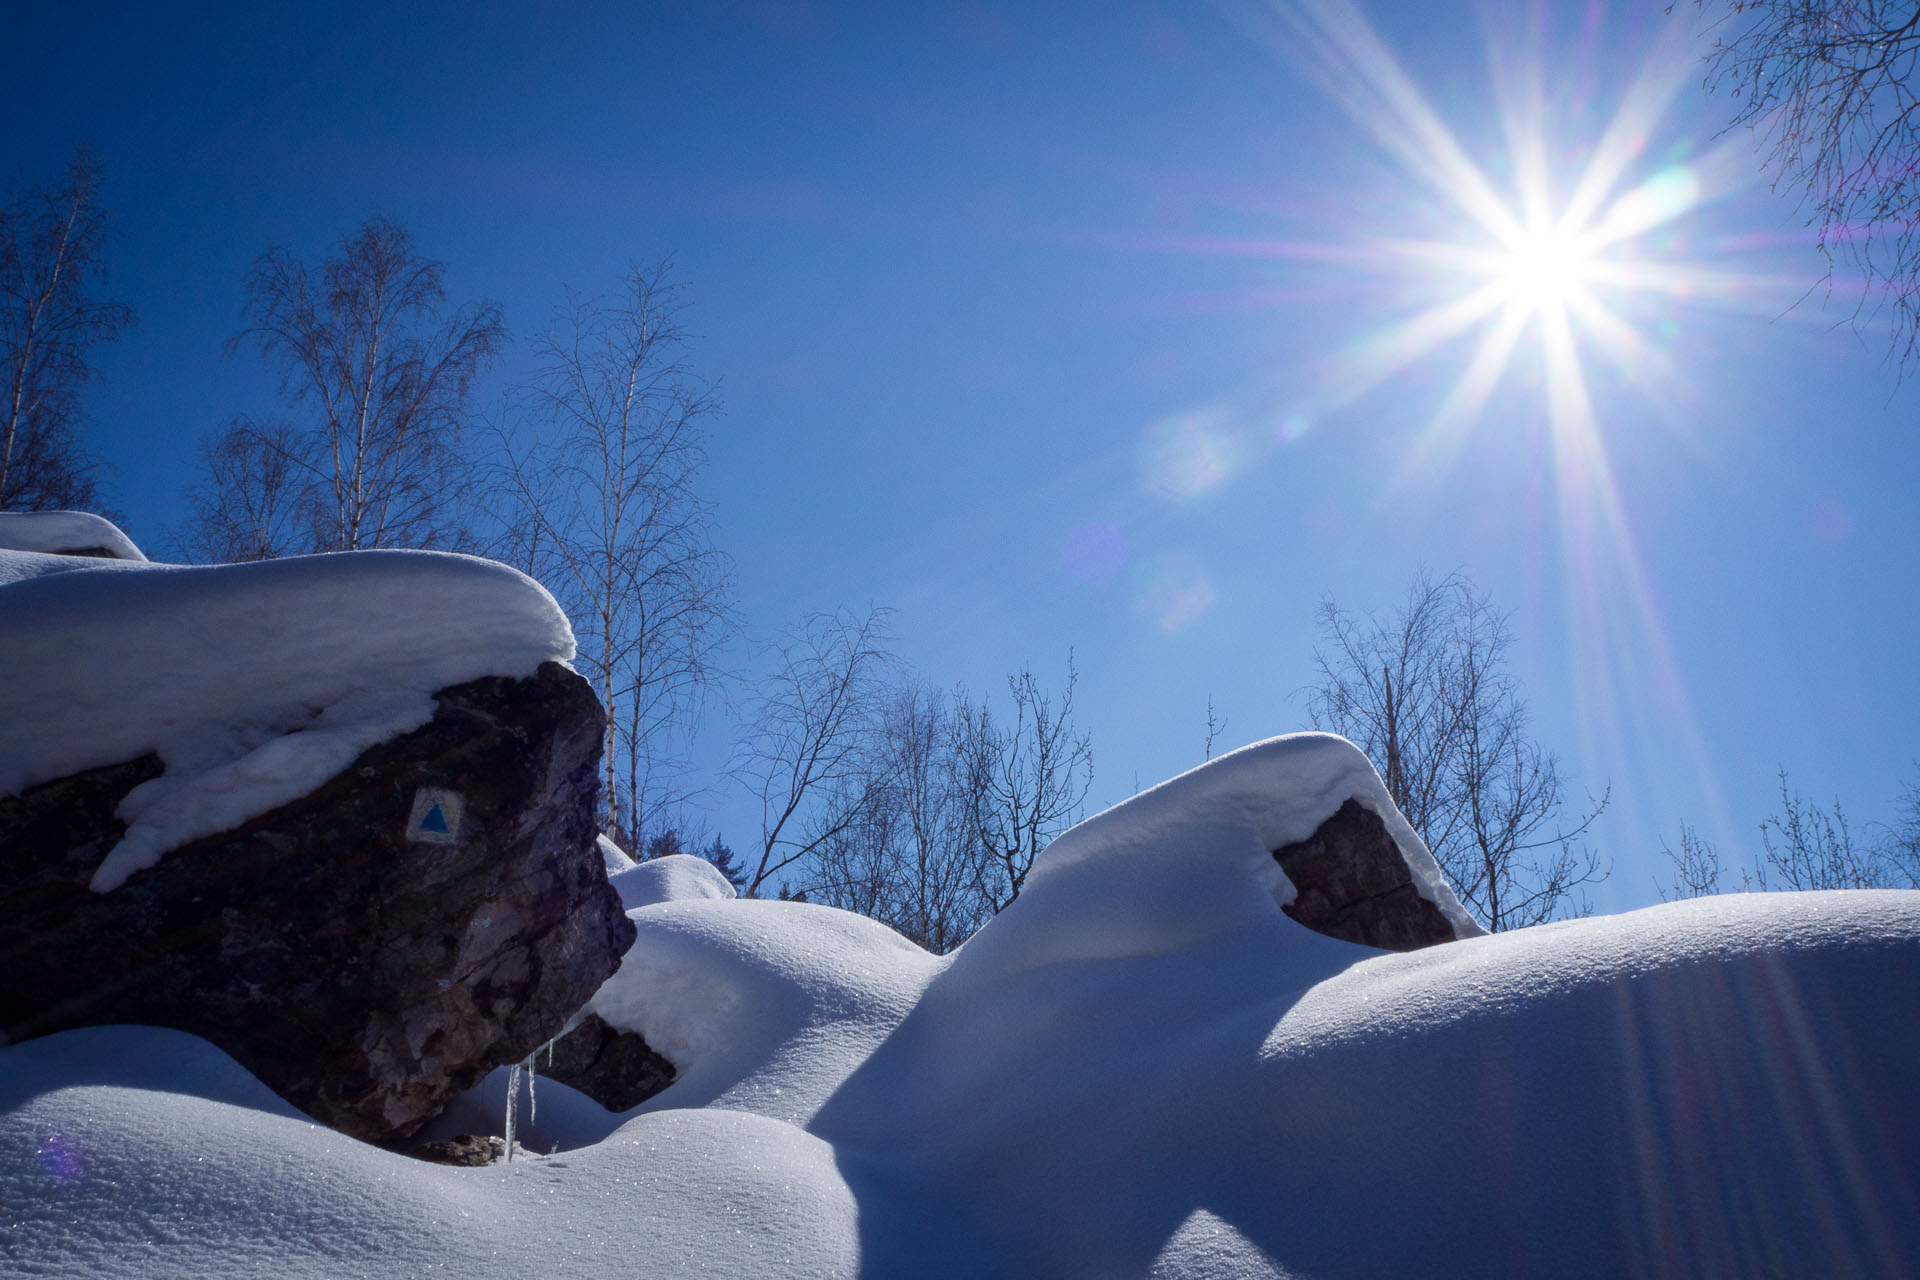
[
  {"xmin": 737, "ymin": 607, "xmax": 896, "ymax": 897},
  {"xmin": 1700, "ymin": 0, "xmax": 1920, "ymax": 367},
  {"xmin": 955, "ymin": 653, "xmax": 1094, "ymax": 912}
]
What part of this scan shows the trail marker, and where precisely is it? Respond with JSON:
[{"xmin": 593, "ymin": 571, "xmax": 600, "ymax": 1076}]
[{"xmin": 406, "ymin": 788, "xmax": 465, "ymax": 844}]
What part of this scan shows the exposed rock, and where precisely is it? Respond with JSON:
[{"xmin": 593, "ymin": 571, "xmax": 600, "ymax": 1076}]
[
  {"xmin": 0, "ymin": 754, "xmax": 166, "ymax": 939},
  {"xmin": 1271, "ymin": 797, "xmax": 1464, "ymax": 951},
  {"xmin": 411, "ymin": 1134, "xmax": 504, "ymax": 1167},
  {"xmin": 542, "ymin": 1011, "xmax": 679, "ymax": 1112},
  {"xmin": 0, "ymin": 661, "xmax": 635, "ymax": 1143}
]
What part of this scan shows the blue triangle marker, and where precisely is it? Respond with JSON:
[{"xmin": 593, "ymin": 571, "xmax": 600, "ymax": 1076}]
[{"xmin": 419, "ymin": 804, "xmax": 449, "ymax": 834}]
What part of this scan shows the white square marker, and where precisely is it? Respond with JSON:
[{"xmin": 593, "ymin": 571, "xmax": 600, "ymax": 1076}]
[{"xmin": 406, "ymin": 788, "xmax": 465, "ymax": 844}]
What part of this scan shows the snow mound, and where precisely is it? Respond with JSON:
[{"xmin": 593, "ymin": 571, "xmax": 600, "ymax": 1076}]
[
  {"xmin": 590, "ymin": 898, "xmax": 940, "ymax": 1124},
  {"xmin": 0, "ymin": 1026, "xmax": 861, "ymax": 1279},
  {"xmin": 0, "ymin": 509, "xmax": 146, "ymax": 560},
  {"xmin": 597, "ymin": 834, "xmax": 638, "ymax": 874},
  {"xmin": 952, "ymin": 732, "xmax": 1479, "ymax": 986},
  {"xmin": 0, "ymin": 548, "xmax": 573, "ymax": 890},
  {"xmin": 607, "ymin": 852, "xmax": 739, "ymax": 911}
]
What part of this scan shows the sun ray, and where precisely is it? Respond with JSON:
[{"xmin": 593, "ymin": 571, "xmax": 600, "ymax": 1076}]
[
  {"xmin": 1552, "ymin": 28, "xmax": 1701, "ymax": 235},
  {"xmin": 1381, "ymin": 300, "xmax": 1532, "ymax": 500},
  {"xmin": 1264, "ymin": 0, "xmax": 1525, "ymax": 242},
  {"xmin": 1311, "ymin": 281, "xmax": 1513, "ymax": 417}
]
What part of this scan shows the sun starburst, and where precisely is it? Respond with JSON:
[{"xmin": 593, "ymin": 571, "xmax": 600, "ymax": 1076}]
[{"xmin": 1192, "ymin": 0, "xmax": 1805, "ymax": 870}]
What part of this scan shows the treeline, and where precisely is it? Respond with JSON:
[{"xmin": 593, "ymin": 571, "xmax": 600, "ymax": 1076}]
[
  {"xmin": 1661, "ymin": 771, "xmax": 1920, "ymax": 899},
  {"xmin": 12, "ymin": 153, "xmax": 1914, "ymax": 949},
  {"xmin": 1, "ymin": 154, "xmax": 1092, "ymax": 951}
]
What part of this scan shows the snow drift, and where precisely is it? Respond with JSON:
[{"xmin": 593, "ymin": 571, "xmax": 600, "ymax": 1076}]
[
  {"xmin": 0, "ymin": 536, "xmax": 1912, "ymax": 1278},
  {"xmin": 5, "ymin": 730, "xmax": 1916, "ymax": 1278}
]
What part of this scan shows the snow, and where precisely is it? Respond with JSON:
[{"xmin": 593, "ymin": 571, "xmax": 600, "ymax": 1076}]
[
  {"xmin": 5, "ymin": 731, "xmax": 1917, "ymax": 1277},
  {"xmin": 588, "ymin": 898, "xmax": 940, "ymax": 1123},
  {"xmin": 0, "ymin": 510, "xmax": 146, "ymax": 561},
  {"xmin": 606, "ymin": 850, "xmax": 739, "ymax": 911},
  {"xmin": 596, "ymin": 834, "xmax": 638, "ymax": 875},
  {"xmin": 951, "ymin": 734, "xmax": 1480, "ymax": 989},
  {"xmin": 0, "ymin": 546, "xmax": 573, "ymax": 891}
]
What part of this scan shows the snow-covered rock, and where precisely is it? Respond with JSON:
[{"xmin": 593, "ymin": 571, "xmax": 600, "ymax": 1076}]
[
  {"xmin": 0, "ymin": 545, "xmax": 634, "ymax": 1142},
  {"xmin": 0, "ymin": 660, "xmax": 633, "ymax": 1143},
  {"xmin": 542, "ymin": 853, "xmax": 749, "ymax": 1110},
  {"xmin": 0, "ymin": 509, "xmax": 146, "ymax": 561},
  {"xmin": 597, "ymin": 833, "xmax": 638, "ymax": 874},
  {"xmin": 0, "ymin": 546, "xmax": 575, "ymax": 887}
]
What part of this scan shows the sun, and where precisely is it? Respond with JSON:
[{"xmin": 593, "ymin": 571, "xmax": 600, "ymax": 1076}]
[
  {"xmin": 1495, "ymin": 219, "xmax": 1596, "ymax": 313},
  {"xmin": 1236, "ymin": 0, "xmax": 1782, "ymax": 472}
]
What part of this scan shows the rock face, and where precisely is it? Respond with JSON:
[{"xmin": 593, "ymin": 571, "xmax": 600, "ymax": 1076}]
[
  {"xmin": 543, "ymin": 1011, "xmax": 679, "ymax": 1112},
  {"xmin": 1270, "ymin": 798, "xmax": 1464, "ymax": 951},
  {"xmin": 0, "ymin": 661, "xmax": 635, "ymax": 1143}
]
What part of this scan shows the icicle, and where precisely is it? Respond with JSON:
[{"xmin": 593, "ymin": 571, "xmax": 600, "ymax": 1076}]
[
  {"xmin": 503, "ymin": 1061, "xmax": 522, "ymax": 1162},
  {"xmin": 499, "ymin": 1045, "xmax": 548, "ymax": 1162}
]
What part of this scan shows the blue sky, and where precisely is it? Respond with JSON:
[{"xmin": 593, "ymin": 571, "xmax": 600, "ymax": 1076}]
[{"xmin": 9, "ymin": 0, "xmax": 1918, "ymax": 910}]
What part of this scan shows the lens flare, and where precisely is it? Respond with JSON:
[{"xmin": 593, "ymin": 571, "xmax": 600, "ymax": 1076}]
[
  {"xmin": 1063, "ymin": 522, "xmax": 1128, "ymax": 583},
  {"xmin": 1134, "ymin": 553, "xmax": 1217, "ymax": 633},
  {"xmin": 1142, "ymin": 411, "xmax": 1241, "ymax": 502},
  {"xmin": 37, "ymin": 1133, "xmax": 85, "ymax": 1186}
]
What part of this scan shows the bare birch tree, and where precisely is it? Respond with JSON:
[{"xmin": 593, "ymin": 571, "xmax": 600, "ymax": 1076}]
[
  {"xmin": 738, "ymin": 607, "xmax": 896, "ymax": 897},
  {"xmin": 492, "ymin": 264, "xmax": 730, "ymax": 843},
  {"xmin": 1663, "ymin": 762, "xmax": 1920, "ymax": 898},
  {"xmin": 955, "ymin": 655, "xmax": 1094, "ymax": 912},
  {"xmin": 1306, "ymin": 571, "xmax": 1607, "ymax": 930},
  {"xmin": 175, "ymin": 419, "xmax": 308, "ymax": 562},
  {"xmin": 808, "ymin": 682, "xmax": 992, "ymax": 952},
  {"xmin": 0, "ymin": 152, "xmax": 132, "ymax": 511},
  {"xmin": 213, "ymin": 218, "xmax": 503, "ymax": 553}
]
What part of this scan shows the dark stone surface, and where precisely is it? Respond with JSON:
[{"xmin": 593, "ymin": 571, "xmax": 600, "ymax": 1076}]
[
  {"xmin": 412, "ymin": 1134, "xmax": 503, "ymax": 1167},
  {"xmin": 0, "ymin": 661, "xmax": 636, "ymax": 1143},
  {"xmin": 543, "ymin": 1011, "xmax": 679, "ymax": 1112},
  {"xmin": 0, "ymin": 755, "xmax": 166, "ymax": 1026},
  {"xmin": 1271, "ymin": 798, "xmax": 1465, "ymax": 951}
]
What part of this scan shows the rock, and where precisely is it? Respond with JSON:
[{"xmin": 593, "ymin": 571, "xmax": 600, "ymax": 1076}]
[
  {"xmin": 0, "ymin": 510, "xmax": 147, "ymax": 560},
  {"xmin": 0, "ymin": 661, "xmax": 635, "ymax": 1143},
  {"xmin": 1270, "ymin": 797, "xmax": 1465, "ymax": 951},
  {"xmin": 542, "ymin": 1011, "xmax": 679, "ymax": 1112},
  {"xmin": 411, "ymin": 1134, "xmax": 504, "ymax": 1167},
  {"xmin": 0, "ymin": 754, "xmax": 166, "ymax": 924}
]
